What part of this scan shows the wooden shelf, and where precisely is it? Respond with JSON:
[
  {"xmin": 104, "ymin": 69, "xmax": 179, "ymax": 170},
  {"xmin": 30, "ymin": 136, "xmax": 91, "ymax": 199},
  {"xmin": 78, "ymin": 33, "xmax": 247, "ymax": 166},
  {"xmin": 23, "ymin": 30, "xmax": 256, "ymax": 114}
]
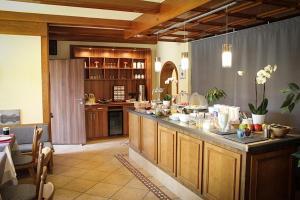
[{"xmin": 85, "ymin": 79, "xmax": 146, "ymax": 81}]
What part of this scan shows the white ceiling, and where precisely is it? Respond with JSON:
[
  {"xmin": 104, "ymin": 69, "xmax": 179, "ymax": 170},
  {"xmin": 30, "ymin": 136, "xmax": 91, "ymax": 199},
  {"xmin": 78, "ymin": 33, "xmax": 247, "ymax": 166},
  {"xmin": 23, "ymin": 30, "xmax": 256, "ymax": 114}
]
[{"xmin": 0, "ymin": 0, "xmax": 165, "ymax": 20}]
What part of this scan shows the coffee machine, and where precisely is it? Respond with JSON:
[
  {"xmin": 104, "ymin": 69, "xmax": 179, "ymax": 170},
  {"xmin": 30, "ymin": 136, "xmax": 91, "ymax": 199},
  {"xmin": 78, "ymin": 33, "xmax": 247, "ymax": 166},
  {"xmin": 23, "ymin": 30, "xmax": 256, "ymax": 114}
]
[{"xmin": 138, "ymin": 85, "xmax": 146, "ymax": 101}]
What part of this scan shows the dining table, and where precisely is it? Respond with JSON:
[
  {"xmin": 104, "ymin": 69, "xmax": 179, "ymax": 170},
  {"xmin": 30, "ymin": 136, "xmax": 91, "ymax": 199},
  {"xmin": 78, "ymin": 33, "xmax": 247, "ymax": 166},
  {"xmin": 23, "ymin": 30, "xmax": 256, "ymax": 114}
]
[{"xmin": 0, "ymin": 134, "xmax": 18, "ymax": 186}]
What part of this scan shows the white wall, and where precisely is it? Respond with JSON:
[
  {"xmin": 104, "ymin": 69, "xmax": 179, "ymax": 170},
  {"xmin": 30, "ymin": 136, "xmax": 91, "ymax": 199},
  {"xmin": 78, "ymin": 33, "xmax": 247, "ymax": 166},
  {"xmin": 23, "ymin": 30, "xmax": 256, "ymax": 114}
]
[{"xmin": 0, "ymin": 34, "xmax": 43, "ymax": 124}]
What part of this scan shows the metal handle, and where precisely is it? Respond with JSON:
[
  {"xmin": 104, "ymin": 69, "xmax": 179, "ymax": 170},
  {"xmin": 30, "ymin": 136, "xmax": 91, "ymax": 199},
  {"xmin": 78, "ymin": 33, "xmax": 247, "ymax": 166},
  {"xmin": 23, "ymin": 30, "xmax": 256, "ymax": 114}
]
[{"xmin": 97, "ymin": 108, "xmax": 103, "ymax": 110}]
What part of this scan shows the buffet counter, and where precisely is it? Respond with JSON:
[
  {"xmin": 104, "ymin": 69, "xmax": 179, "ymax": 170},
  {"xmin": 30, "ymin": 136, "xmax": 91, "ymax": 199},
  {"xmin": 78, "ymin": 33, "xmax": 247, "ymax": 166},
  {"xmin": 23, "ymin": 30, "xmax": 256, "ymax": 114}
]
[{"xmin": 128, "ymin": 109, "xmax": 300, "ymax": 200}]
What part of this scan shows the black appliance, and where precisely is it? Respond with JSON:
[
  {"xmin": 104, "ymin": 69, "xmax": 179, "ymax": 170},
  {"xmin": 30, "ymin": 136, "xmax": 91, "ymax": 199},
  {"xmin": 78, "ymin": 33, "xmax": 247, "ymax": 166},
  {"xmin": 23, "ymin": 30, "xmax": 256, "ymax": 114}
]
[{"xmin": 108, "ymin": 107, "xmax": 123, "ymax": 136}]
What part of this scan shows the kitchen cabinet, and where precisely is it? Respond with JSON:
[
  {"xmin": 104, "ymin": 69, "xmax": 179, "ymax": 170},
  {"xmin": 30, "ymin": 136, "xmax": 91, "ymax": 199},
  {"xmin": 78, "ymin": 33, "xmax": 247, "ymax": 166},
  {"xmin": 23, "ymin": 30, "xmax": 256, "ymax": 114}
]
[
  {"xmin": 85, "ymin": 107, "xmax": 108, "ymax": 139},
  {"xmin": 177, "ymin": 133, "xmax": 203, "ymax": 194},
  {"xmin": 140, "ymin": 117, "xmax": 158, "ymax": 163},
  {"xmin": 128, "ymin": 112, "xmax": 141, "ymax": 151},
  {"xmin": 203, "ymin": 142, "xmax": 241, "ymax": 200},
  {"xmin": 157, "ymin": 124, "xmax": 177, "ymax": 176},
  {"xmin": 123, "ymin": 105, "xmax": 134, "ymax": 135}
]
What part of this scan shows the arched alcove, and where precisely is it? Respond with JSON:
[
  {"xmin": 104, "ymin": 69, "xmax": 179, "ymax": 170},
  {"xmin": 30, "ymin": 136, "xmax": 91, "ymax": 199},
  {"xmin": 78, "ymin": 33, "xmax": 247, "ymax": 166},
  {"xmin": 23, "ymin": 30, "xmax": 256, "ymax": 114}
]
[{"xmin": 160, "ymin": 61, "xmax": 179, "ymax": 100}]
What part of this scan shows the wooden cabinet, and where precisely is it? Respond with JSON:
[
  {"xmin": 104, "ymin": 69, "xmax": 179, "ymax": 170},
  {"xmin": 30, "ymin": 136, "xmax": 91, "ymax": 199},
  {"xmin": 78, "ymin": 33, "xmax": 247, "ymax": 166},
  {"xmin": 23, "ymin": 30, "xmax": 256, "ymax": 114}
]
[
  {"xmin": 203, "ymin": 142, "xmax": 241, "ymax": 200},
  {"xmin": 123, "ymin": 105, "xmax": 134, "ymax": 135},
  {"xmin": 128, "ymin": 112, "xmax": 141, "ymax": 151},
  {"xmin": 140, "ymin": 117, "xmax": 157, "ymax": 163},
  {"xmin": 249, "ymin": 147, "xmax": 295, "ymax": 200},
  {"xmin": 177, "ymin": 133, "xmax": 203, "ymax": 194},
  {"xmin": 157, "ymin": 124, "xmax": 177, "ymax": 176},
  {"xmin": 85, "ymin": 107, "xmax": 107, "ymax": 139}
]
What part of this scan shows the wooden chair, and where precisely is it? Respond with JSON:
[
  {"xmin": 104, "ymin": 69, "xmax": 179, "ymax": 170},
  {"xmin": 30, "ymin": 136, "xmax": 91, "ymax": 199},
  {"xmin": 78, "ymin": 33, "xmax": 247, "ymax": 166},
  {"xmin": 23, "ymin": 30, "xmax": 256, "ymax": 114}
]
[
  {"xmin": 38, "ymin": 167, "xmax": 55, "ymax": 200},
  {"xmin": 13, "ymin": 127, "xmax": 43, "ymax": 178},
  {"xmin": 0, "ymin": 143, "xmax": 47, "ymax": 200}
]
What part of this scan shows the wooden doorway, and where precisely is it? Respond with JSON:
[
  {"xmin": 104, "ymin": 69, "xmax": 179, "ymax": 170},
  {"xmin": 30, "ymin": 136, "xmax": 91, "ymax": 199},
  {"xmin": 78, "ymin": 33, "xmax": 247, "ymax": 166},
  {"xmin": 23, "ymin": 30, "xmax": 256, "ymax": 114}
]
[
  {"xmin": 50, "ymin": 59, "xmax": 86, "ymax": 144},
  {"xmin": 160, "ymin": 61, "xmax": 179, "ymax": 100}
]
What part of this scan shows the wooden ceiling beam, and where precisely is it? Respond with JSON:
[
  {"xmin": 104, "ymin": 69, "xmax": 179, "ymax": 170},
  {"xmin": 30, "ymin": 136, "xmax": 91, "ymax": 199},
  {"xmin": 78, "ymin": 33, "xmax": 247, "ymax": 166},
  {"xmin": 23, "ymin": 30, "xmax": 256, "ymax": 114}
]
[
  {"xmin": 11, "ymin": 0, "xmax": 161, "ymax": 14},
  {"xmin": 49, "ymin": 33, "xmax": 157, "ymax": 44},
  {"xmin": 124, "ymin": 0, "xmax": 212, "ymax": 39},
  {"xmin": 48, "ymin": 26, "xmax": 124, "ymax": 37},
  {"xmin": 0, "ymin": 10, "xmax": 131, "ymax": 29}
]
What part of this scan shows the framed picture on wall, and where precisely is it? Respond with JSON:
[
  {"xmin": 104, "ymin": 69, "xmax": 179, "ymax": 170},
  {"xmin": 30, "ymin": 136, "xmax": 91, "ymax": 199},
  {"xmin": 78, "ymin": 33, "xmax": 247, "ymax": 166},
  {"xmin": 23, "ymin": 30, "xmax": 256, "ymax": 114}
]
[
  {"xmin": 0, "ymin": 109, "xmax": 21, "ymax": 125},
  {"xmin": 180, "ymin": 67, "xmax": 186, "ymax": 80}
]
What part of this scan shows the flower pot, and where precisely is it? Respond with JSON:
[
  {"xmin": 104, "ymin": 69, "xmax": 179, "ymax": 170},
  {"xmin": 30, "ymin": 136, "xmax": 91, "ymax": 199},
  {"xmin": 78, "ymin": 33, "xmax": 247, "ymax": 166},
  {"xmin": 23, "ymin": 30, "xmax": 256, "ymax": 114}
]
[
  {"xmin": 252, "ymin": 114, "xmax": 266, "ymax": 124},
  {"xmin": 163, "ymin": 100, "xmax": 170, "ymax": 107}
]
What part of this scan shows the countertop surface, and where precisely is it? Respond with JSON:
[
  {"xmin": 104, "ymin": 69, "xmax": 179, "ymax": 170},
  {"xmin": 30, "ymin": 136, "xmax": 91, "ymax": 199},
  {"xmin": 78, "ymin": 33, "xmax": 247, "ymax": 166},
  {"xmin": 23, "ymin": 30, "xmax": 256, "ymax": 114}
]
[{"xmin": 128, "ymin": 109, "xmax": 300, "ymax": 153}]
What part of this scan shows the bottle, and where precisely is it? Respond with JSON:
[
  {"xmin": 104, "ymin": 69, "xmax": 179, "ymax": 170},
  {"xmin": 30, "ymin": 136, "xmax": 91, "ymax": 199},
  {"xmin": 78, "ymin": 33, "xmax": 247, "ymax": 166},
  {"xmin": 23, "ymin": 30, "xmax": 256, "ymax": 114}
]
[{"xmin": 263, "ymin": 125, "xmax": 271, "ymax": 138}]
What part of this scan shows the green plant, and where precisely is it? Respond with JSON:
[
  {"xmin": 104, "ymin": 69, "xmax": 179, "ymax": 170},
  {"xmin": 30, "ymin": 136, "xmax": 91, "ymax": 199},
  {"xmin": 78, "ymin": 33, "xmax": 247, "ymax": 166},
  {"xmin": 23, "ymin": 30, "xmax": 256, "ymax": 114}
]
[
  {"xmin": 248, "ymin": 64, "xmax": 277, "ymax": 115},
  {"xmin": 280, "ymin": 83, "xmax": 300, "ymax": 112},
  {"xmin": 205, "ymin": 87, "xmax": 226, "ymax": 105},
  {"xmin": 163, "ymin": 94, "xmax": 172, "ymax": 101}
]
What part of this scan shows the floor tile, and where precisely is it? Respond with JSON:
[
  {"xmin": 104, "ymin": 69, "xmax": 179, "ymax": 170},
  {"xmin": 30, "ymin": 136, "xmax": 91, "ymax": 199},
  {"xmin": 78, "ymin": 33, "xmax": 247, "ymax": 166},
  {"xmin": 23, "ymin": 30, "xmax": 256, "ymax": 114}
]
[
  {"xmin": 51, "ymin": 164, "xmax": 70, "ymax": 175},
  {"xmin": 111, "ymin": 186, "xmax": 148, "ymax": 200},
  {"xmin": 125, "ymin": 178, "xmax": 148, "ymax": 190},
  {"xmin": 143, "ymin": 192, "xmax": 160, "ymax": 200},
  {"xmin": 81, "ymin": 169, "xmax": 112, "ymax": 182},
  {"xmin": 74, "ymin": 194, "xmax": 108, "ymax": 200},
  {"xmin": 159, "ymin": 186, "xmax": 178, "ymax": 199},
  {"xmin": 102, "ymin": 173, "xmax": 133, "ymax": 186},
  {"xmin": 54, "ymin": 188, "xmax": 81, "ymax": 200},
  {"xmin": 62, "ymin": 178, "xmax": 98, "ymax": 192},
  {"xmin": 60, "ymin": 167, "xmax": 89, "ymax": 178},
  {"xmin": 86, "ymin": 182, "xmax": 122, "ymax": 198},
  {"xmin": 48, "ymin": 175, "xmax": 75, "ymax": 188}
]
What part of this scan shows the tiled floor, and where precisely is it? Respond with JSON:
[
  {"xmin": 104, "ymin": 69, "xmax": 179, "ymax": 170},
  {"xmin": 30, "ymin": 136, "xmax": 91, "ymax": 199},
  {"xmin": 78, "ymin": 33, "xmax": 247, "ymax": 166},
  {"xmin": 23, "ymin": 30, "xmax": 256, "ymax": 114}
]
[{"xmin": 20, "ymin": 137, "xmax": 180, "ymax": 200}]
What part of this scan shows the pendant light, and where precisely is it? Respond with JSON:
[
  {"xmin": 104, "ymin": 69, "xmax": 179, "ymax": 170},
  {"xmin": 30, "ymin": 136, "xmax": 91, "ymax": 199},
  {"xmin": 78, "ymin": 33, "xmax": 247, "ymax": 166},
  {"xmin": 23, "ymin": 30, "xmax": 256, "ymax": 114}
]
[
  {"xmin": 222, "ymin": 7, "xmax": 232, "ymax": 68},
  {"xmin": 155, "ymin": 33, "xmax": 162, "ymax": 72},
  {"xmin": 181, "ymin": 23, "xmax": 189, "ymax": 70}
]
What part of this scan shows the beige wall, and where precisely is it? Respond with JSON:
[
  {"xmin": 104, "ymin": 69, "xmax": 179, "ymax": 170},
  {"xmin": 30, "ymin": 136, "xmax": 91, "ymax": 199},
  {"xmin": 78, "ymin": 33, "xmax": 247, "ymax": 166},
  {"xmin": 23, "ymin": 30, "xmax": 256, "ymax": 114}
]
[
  {"xmin": 50, "ymin": 40, "xmax": 191, "ymax": 98},
  {"xmin": 0, "ymin": 34, "xmax": 43, "ymax": 124},
  {"xmin": 156, "ymin": 41, "xmax": 191, "ymax": 93}
]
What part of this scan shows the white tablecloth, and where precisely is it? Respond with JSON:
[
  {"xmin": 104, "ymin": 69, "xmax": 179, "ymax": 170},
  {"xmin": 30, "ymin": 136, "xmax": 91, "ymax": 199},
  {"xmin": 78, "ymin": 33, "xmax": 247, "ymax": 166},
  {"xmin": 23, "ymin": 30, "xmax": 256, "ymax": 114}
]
[{"xmin": 1, "ymin": 144, "xmax": 17, "ymax": 185}]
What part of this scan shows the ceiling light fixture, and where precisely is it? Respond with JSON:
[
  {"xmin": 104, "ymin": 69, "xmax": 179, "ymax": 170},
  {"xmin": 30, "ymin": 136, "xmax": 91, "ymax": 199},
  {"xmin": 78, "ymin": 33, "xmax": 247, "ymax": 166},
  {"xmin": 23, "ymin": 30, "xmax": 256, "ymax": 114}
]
[
  {"xmin": 222, "ymin": 7, "xmax": 232, "ymax": 68},
  {"xmin": 181, "ymin": 23, "xmax": 189, "ymax": 71},
  {"xmin": 155, "ymin": 33, "xmax": 162, "ymax": 72}
]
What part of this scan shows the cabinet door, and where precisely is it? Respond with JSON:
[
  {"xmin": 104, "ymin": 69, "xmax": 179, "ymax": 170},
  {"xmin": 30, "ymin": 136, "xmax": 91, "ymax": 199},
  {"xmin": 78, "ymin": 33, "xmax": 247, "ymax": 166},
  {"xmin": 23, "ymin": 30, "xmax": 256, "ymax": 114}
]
[
  {"xmin": 203, "ymin": 143, "xmax": 241, "ymax": 200},
  {"xmin": 249, "ymin": 147, "xmax": 295, "ymax": 200},
  {"xmin": 140, "ymin": 117, "xmax": 157, "ymax": 163},
  {"xmin": 128, "ymin": 112, "xmax": 140, "ymax": 151},
  {"xmin": 85, "ymin": 110, "xmax": 95, "ymax": 139},
  {"xmin": 95, "ymin": 107, "xmax": 108, "ymax": 137},
  {"xmin": 177, "ymin": 133, "xmax": 203, "ymax": 194},
  {"xmin": 157, "ymin": 124, "xmax": 177, "ymax": 176}
]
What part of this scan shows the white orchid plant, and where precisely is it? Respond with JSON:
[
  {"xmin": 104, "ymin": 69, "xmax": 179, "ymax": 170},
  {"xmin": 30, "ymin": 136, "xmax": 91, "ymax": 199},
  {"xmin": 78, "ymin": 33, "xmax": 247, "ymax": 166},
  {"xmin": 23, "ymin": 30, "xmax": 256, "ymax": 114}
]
[{"xmin": 248, "ymin": 64, "xmax": 277, "ymax": 115}]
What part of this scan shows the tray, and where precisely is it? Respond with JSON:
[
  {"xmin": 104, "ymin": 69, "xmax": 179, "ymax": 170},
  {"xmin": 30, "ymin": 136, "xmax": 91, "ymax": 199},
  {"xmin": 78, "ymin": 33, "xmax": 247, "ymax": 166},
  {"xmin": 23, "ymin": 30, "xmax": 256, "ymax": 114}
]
[{"xmin": 224, "ymin": 134, "xmax": 269, "ymax": 144}]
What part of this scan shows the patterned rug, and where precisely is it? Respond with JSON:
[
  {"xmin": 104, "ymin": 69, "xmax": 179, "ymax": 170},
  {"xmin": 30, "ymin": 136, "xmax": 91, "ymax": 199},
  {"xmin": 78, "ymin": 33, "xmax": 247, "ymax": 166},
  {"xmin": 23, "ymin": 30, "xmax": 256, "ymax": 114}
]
[{"xmin": 115, "ymin": 154, "xmax": 172, "ymax": 200}]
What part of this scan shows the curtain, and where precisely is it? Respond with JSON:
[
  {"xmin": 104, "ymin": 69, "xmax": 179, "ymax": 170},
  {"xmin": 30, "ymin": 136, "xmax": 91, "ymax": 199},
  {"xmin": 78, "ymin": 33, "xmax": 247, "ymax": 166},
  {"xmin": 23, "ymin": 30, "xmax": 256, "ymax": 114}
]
[{"xmin": 191, "ymin": 16, "xmax": 300, "ymax": 130}]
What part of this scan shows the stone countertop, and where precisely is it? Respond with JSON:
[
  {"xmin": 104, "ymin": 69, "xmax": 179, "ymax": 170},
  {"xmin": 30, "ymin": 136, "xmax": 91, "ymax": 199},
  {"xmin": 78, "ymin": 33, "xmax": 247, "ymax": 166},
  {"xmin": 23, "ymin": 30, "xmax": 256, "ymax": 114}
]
[{"xmin": 128, "ymin": 109, "xmax": 300, "ymax": 153}]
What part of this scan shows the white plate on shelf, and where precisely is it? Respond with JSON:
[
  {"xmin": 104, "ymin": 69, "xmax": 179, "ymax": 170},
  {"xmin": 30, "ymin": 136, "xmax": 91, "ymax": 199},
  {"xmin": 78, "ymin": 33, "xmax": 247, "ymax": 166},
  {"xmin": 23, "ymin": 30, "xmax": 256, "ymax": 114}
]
[{"xmin": 0, "ymin": 136, "xmax": 12, "ymax": 141}]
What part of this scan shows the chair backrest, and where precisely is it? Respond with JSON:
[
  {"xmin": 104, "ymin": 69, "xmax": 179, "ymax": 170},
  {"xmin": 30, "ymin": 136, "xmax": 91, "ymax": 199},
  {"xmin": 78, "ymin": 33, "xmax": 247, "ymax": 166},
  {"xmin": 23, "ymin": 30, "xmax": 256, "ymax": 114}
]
[
  {"xmin": 32, "ymin": 127, "xmax": 43, "ymax": 162},
  {"xmin": 38, "ymin": 166, "xmax": 55, "ymax": 200},
  {"xmin": 36, "ymin": 143, "xmax": 44, "ymax": 196},
  {"xmin": 42, "ymin": 147, "xmax": 53, "ymax": 168}
]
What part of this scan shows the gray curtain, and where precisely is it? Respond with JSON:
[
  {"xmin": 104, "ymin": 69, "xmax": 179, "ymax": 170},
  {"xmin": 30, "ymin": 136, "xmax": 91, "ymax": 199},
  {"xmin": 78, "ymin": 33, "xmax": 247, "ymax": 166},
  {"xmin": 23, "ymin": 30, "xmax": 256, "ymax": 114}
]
[{"xmin": 191, "ymin": 16, "xmax": 300, "ymax": 130}]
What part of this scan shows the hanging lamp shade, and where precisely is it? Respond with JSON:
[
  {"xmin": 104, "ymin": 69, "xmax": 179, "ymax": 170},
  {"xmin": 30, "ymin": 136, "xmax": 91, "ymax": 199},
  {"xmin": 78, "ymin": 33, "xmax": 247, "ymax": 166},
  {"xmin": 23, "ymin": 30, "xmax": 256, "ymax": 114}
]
[
  {"xmin": 222, "ymin": 43, "xmax": 232, "ymax": 68},
  {"xmin": 154, "ymin": 57, "xmax": 162, "ymax": 72},
  {"xmin": 181, "ymin": 52, "xmax": 189, "ymax": 70}
]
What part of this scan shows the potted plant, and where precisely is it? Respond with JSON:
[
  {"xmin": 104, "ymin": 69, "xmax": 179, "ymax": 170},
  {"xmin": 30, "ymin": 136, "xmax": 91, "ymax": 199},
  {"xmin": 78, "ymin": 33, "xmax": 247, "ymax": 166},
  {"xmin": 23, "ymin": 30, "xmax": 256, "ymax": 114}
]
[
  {"xmin": 205, "ymin": 87, "xmax": 227, "ymax": 105},
  {"xmin": 280, "ymin": 83, "xmax": 300, "ymax": 112},
  {"xmin": 163, "ymin": 94, "xmax": 172, "ymax": 107},
  {"xmin": 248, "ymin": 65, "xmax": 277, "ymax": 124}
]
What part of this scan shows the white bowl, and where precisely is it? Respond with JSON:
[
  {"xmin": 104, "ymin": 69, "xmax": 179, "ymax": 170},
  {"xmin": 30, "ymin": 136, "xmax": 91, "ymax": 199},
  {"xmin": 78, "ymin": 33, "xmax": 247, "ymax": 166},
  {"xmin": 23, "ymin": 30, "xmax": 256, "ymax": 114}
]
[
  {"xmin": 169, "ymin": 113, "xmax": 180, "ymax": 121},
  {"xmin": 179, "ymin": 114, "xmax": 190, "ymax": 123}
]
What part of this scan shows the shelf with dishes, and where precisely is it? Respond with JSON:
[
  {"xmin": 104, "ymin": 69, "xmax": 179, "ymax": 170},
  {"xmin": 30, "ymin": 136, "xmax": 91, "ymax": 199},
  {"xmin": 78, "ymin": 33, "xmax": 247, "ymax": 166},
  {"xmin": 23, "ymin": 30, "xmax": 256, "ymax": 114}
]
[{"xmin": 83, "ymin": 57, "xmax": 146, "ymax": 69}]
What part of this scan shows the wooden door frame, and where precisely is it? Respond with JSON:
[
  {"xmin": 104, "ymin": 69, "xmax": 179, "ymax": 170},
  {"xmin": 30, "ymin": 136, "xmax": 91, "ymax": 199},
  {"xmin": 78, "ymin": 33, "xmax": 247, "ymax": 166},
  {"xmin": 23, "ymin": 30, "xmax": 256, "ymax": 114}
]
[
  {"xmin": 0, "ymin": 20, "xmax": 50, "ymax": 124},
  {"xmin": 160, "ymin": 61, "xmax": 179, "ymax": 99}
]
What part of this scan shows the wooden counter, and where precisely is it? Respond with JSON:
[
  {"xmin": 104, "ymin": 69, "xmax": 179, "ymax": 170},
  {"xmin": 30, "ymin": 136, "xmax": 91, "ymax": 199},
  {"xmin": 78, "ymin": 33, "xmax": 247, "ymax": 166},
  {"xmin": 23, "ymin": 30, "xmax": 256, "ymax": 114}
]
[
  {"xmin": 85, "ymin": 102, "xmax": 133, "ymax": 139},
  {"xmin": 128, "ymin": 110, "xmax": 300, "ymax": 200}
]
